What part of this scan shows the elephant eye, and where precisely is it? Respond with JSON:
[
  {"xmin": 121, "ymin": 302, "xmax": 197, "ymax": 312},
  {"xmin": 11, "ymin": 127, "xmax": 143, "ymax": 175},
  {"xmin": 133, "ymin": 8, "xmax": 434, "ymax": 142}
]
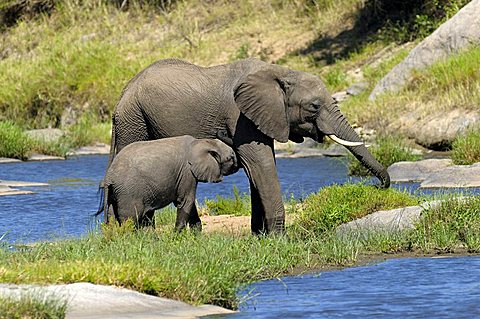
[{"xmin": 310, "ymin": 100, "xmax": 321, "ymax": 109}]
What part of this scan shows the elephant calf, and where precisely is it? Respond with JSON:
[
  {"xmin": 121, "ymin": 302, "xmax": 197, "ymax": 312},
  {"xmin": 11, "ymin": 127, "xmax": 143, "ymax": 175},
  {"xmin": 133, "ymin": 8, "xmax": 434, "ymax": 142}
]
[{"xmin": 99, "ymin": 135, "xmax": 238, "ymax": 230}]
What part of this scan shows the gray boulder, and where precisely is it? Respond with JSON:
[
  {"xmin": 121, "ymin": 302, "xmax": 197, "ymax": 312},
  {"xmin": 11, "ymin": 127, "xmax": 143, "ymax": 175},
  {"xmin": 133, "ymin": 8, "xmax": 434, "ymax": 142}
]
[
  {"xmin": 420, "ymin": 163, "xmax": 480, "ymax": 188},
  {"xmin": 388, "ymin": 159, "xmax": 453, "ymax": 182},
  {"xmin": 337, "ymin": 201, "xmax": 441, "ymax": 234},
  {"xmin": 369, "ymin": 0, "xmax": 480, "ymax": 99}
]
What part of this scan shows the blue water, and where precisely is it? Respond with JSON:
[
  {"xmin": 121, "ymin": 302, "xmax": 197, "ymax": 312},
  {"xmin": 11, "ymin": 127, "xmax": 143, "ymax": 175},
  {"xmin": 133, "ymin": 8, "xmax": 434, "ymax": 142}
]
[
  {"xmin": 0, "ymin": 155, "xmax": 365, "ymax": 243},
  {"xmin": 207, "ymin": 256, "xmax": 480, "ymax": 318}
]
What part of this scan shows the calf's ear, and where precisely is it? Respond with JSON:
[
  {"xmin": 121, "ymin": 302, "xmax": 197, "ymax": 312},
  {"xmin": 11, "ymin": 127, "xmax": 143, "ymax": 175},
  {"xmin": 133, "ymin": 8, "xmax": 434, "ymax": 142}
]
[{"xmin": 189, "ymin": 140, "xmax": 222, "ymax": 183}]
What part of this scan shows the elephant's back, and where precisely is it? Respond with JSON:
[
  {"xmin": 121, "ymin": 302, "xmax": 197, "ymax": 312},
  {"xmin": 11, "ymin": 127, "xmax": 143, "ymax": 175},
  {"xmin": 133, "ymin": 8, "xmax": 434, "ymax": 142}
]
[{"xmin": 107, "ymin": 138, "xmax": 188, "ymax": 182}]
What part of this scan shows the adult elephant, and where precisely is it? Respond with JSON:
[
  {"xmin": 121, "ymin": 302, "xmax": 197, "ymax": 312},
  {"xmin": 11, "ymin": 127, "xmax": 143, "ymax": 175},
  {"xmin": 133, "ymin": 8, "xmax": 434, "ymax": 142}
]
[{"xmin": 108, "ymin": 58, "xmax": 390, "ymax": 234}]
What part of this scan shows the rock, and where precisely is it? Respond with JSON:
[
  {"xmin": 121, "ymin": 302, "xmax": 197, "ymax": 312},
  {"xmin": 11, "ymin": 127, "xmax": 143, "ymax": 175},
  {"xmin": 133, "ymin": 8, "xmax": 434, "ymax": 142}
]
[
  {"xmin": 26, "ymin": 128, "xmax": 64, "ymax": 143},
  {"xmin": 0, "ymin": 185, "xmax": 33, "ymax": 196},
  {"xmin": 68, "ymin": 143, "xmax": 110, "ymax": 156},
  {"xmin": 392, "ymin": 109, "xmax": 480, "ymax": 150},
  {"xmin": 420, "ymin": 163, "xmax": 480, "ymax": 188},
  {"xmin": 337, "ymin": 201, "xmax": 441, "ymax": 234},
  {"xmin": 369, "ymin": 0, "xmax": 480, "ymax": 99},
  {"xmin": 388, "ymin": 159, "xmax": 453, "ymax": 182},
  {"xmin": 332, "ymin": 91, "xmax": 348, "ymax": 103},
  {"xmin": 0, "ymin": 157, "xmax": 21, "ymax": 163},
  {"xmin": 0, "ymin": 180, "xmax": 49, "ymax": 187},
  {"xmin": 346, "ymin": 82, "xmax": 368, "ymax": 96},
  {"xmin": 0, "ymin": 282, "xmax": 233, "ymax": 319},
  {"xmin": 28, "ymin": 154, "xmax": 65, "ymax": 161}
]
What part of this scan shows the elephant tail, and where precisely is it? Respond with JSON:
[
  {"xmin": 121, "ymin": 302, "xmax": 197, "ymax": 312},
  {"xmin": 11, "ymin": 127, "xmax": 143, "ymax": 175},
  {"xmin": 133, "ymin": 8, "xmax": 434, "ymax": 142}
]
[{"xmin": 94, "ymin": 183, "xmax": 111, "ymax": 224}]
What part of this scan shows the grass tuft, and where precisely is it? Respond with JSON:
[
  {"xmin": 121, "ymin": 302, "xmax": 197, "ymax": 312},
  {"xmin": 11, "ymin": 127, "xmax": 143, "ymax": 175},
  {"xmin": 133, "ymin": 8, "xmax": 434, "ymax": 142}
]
[
  {"xmin": 0, "ymin": 290, "xmax": 67, "ymax": 319},
  {"xmin": 451, "ymin": 126, "xmax": 480, "ymax": 165},
  {"xmin": 204, "ymin": 186, "xmax": 251, "ymax": 216},
  {"xmin": 0, "ymin": 121, "xmax": 33, "ymax": 160}
]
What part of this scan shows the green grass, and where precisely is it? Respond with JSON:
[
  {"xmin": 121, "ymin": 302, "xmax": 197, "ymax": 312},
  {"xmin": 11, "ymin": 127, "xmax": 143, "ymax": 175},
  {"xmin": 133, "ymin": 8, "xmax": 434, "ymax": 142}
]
[
  {"xmin": 348, "ymin": 135, "xmax": 422, "ymax": 176},
  {"xmin": 0, "ymin": 121, "xmax": 32, "ymax": 160},
  {"xmin": 0, "ymin": 118, "xmax": 110, "ymax": 159},
  {"xmin": 0, "ymin": 291, "xmax": 67, "ymax": 319},
  {"xmin": 204, "ymin": 186, "xmax": 251, "ymax": 216},
  {"xmin": 1, "ymin": 184, "xmax": 479, "ymax": 309},
  {"xmin": 413, "ymin": 196, "xmax": 480, "ymax": 252},
  {"xmin": 451, "ymin": 126, "xmax": 480, "ymax": 165}
]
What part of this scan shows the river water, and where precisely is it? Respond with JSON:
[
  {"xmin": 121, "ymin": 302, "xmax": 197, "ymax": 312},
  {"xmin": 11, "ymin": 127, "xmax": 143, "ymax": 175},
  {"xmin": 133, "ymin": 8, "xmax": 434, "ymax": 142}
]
[{"xmin": 207, "ymin": 256, "xmax": 480, "ymax": 318}]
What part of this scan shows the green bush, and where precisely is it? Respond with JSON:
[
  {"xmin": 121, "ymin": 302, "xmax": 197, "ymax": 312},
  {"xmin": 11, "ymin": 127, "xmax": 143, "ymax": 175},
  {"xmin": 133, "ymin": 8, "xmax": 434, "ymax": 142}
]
[
  {"xmin": 0, "ymin": 121, "xmax": 33, "ymax": 160},
  {"xmin": 451, "ymin": 127, "xmax": 480, "ymax": 165},
  {"xmin": 348, "ymin": 135, "xmax": 422, "ymax": 176}
]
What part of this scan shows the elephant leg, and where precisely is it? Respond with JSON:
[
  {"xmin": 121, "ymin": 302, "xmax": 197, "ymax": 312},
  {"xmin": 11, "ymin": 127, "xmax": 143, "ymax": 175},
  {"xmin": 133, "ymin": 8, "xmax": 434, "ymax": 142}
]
[
  {"xmin": 187, "ymin": 203, "xmax": 202, "ymax": 231},
  {"xmin": 249, "ymin": 180, "xmax": 266, "ymax": 233},
  {"xmin": 175, "ymin": 197, "xmax": 195, "ymax": 232},
  {"xmin": 234, "ymin": 121, "xmax": 285, "ymax": 234}
]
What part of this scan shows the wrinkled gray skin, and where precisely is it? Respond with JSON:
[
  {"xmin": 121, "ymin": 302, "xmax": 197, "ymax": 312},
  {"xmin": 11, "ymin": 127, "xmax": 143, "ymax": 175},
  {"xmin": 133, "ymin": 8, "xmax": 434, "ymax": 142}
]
[
  {"xmin": 103, "ymin": 136, "xmax": 238, "ymax": 230},
  {"xmin": 108, "ymin": 58, "xmax": 390, "ymax": 234}
]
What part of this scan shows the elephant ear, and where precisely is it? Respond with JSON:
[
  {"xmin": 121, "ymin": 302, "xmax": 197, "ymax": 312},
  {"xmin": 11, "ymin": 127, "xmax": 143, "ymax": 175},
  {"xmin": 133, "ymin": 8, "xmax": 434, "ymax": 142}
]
[
  {"xmin": 234, "ymin": 68, "xmax": 290, "ymax": 142},
  {"xmin": 189, "ymin": 140, "xmax": 222, "ymax": 183}
]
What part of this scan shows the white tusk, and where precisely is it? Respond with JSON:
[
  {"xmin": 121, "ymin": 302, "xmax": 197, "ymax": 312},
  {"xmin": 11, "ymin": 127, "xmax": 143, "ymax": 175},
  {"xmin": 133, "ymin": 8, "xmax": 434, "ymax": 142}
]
[{"xmin": 328, "ymin": 134, "xmax": 364, "ymax": 147}]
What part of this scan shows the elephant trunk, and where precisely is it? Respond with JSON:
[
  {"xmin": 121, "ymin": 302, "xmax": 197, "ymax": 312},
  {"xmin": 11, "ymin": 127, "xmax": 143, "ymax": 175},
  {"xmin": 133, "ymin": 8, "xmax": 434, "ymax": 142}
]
[{"xmin": 316, "ymin": 104, "xmax": 390, "ymax": 188}]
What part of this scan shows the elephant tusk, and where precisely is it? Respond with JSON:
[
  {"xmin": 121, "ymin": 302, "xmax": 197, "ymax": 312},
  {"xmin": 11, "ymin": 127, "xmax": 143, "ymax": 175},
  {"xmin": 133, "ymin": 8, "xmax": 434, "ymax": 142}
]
[{"xmin": 328, "ymin": 135, "xmax": 364, "ymax": 147}]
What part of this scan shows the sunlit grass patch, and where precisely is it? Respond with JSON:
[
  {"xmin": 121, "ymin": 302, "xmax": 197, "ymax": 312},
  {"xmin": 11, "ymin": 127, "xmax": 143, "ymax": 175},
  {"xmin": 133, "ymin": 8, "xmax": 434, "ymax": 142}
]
[
  {"xmin": 204, "ymin": 186, "xmax": 251, "ymax": 216},
  {"xmin": 0, "ymin": 290, "xmax": 67, "ymax": 319},
  {"xmin": 451, "ymin": 126, "xmax": 480, "ymax": 165},
  {"xmin": 0, "ymin": 121, "xmax": 33, "ymax": 160},
  {"xmin": 413, "ymin": 196, "xmax": 480, "ymax": 252}
]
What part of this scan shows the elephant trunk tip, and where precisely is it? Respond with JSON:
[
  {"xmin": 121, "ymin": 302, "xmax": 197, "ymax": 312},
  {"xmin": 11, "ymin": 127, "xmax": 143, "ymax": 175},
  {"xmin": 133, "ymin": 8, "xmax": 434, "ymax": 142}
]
[{"xmin": 379, "ymin": 173, "xmax": 391, "ymax": 189}]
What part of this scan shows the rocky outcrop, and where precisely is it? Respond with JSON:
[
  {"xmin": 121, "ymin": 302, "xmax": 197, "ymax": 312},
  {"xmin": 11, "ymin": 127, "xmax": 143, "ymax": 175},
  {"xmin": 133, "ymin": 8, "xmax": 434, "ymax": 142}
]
[
  {"xmin": 390, "ymin": 109, "xmax": 480, "ymax": 150},
  {"xmin": 369, "ymin": 0, "xmax": 480, "ymax": 99}
]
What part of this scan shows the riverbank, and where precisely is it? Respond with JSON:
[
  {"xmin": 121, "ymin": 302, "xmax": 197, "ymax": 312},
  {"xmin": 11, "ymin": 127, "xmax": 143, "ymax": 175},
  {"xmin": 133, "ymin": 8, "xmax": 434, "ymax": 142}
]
[{"xmin": 1, "ymin": 184, "xmax": 479, "ymax": 315}]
